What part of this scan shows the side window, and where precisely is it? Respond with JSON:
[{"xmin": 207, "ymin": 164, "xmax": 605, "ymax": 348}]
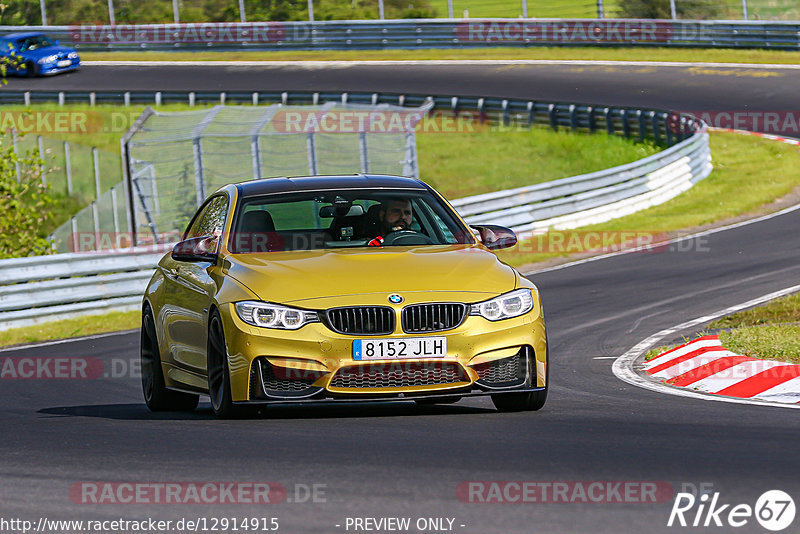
[{"xmin": 185, "ymin": 195, "xmax": 229, "ymax": 249}]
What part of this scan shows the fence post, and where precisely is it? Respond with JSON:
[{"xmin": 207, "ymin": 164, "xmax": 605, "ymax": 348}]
[
  {"xmin": 111, "ymin": 186, "xmax": 120, "ymax": 239},
  {"xmin": 71, "ymin": 217, "xmax": 78, "ymax": 252},
  {"xmin": 306, "ymin": 132, "xmax": 318, "ymax": 175},
  {"xmin": 742, "ymin": 0, "xmax": 748, "ymax": 20},
  {"xmin": 39, "ymin": 0, "xmax": 47, "ymax": 25},
  {"xmin": 172, "ymin": 0, "xmax": 179, "ymax": 23},
  {"xmin": 91, "ymin": 202, "xmax": 100, "ymax": 251},
  {"xmin": 669, "ymin": 0, "xmax": 677, "ymax": 19},
  {"xmin": 239, "ymin": 0, "xmax": 246, "ymax": 22},
  {"xmin": 308, "ymin": 0, "xmax": 314, "ymax": 22},
  {"xmin": 64, "ymin": 141, "xmax": 73, "ymax": 194},
  {"xmin": 192, "ymin": 139, "xmax": 206, "ymax": 206},
  {"xmin": 379, "ymin": 0, "xmax": 385, "ymax": 19},
  {"xmin": 359, "ymin": 132, "xmax": 369, "ymax": 173},
  {"xmin": 521, "ymin": 0, "xmax": 528, "ymax": 18},
  {"xmin": 93, "ymin": 147, "xmax": 101, "ymax": 200},
  {"xmin": 108, "ymin": 0, "xmax": 115, "ymax": 24},
  {"xmin": 447, "ymin": 0, "xmax": 453, "ymax": 18},
  {"xmin": 597, "ymin": 0, "xmax": 604, "ymax": 18}
]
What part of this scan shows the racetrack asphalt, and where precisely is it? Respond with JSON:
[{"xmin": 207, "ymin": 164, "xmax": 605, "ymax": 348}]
[{"xmin": 1, "ymin": 62, "xmax": 799, "ymax": 534}]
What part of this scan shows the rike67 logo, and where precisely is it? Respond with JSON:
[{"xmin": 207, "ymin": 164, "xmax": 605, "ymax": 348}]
[{"xmin": 668, "ymin": 490, "xmax": 795, "ymax": 531}]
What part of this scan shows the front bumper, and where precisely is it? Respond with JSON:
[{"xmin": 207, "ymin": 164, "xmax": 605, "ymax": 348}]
[
  {"xmin": 221, "ymin": 302, "xmax": 547, "ymax": 403},
  {"xmin": 38, "ymin": 61, "xmax": 80, "ymax": 75}
]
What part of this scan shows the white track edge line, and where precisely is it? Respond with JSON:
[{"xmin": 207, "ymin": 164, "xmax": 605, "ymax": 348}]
[
  {"xmin": 0, "ymin": 329, "xmax": 138, "ymax": 352},
  {"xmin": 523, "ymin": 199, "xmax": 800, "ymax": 276},
  {"xmin": 611, "ymin": 284, "xmax": 800, "ymax": 410}
]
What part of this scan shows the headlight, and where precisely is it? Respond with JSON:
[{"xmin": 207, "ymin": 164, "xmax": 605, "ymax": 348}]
[
  {"xmin": 37, "ymin": 55, "xmax": 57, "ymax": 64},
  {"xmin": 470, "ymin": 289, "xmax": 534, "ymax": 321},
  {"xmin": 67, "ymin": 51, "xmax": 78, "ymax": 59},
  {"xmin": 235, "ymin": 301, "xmax": 319, "ymax": 330}
]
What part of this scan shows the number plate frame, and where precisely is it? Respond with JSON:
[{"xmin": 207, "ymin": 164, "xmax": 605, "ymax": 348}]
[{"xmin": 353, "ymin": 337, "xmax": 447, "ymax": 360}]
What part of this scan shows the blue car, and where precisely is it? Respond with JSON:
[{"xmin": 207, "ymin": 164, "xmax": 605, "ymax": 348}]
[{"xmin": 1, "ymin": 32, "xmax": 80, "ymax": 76}]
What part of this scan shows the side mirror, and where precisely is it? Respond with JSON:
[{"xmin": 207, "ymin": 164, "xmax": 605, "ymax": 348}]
[
  {"xmin": 471, "ymin": 225, "xmax": 518, "ymax": 250},
  {"xmin": 171, "ymin": 236, "xmax": 218, "ymax": 262}
]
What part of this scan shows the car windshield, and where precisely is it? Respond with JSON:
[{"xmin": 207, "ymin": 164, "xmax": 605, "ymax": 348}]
[
  {"xmin": 16, "ymin": 35, "xmax": 53, "ymax": 51},
  {"xmin": 229, "ymin": 188, "xmax": 475, "ymax": 253}
]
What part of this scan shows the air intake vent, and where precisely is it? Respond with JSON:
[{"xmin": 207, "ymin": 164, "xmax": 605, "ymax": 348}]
[
  {"xmin": 325, "ymin": 306, "xmax": 395, "ymax": 335},
  {"xmin": 330, "ymin": 361, "xmax": 468, "ymax": 389},
  {"xmin": 473, "ymin": 349, "xmax": 529, "ymax": 388},
  {"xmin": 402, "ymin": 303, "xmax": 467, "ymax": 333}
]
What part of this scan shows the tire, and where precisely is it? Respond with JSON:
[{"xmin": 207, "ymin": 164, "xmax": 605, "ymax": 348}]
[
  {"xmin": 141, "ymin": 306, "xmax": 199, "ymax": 412},
  {"xmin": 414, "ymin": 395, "xmax": 461, "ymax": 405},
  {"xmin": 25, "ymin": 61, "xmax": 38, "ymax": 77},
  {"xmin": 207, "ymin": 310, "xmax": 245, "ymax": 419},
  {"xmin": 491, "ymin": 339, "xmax": 549, "ymax": 413}
]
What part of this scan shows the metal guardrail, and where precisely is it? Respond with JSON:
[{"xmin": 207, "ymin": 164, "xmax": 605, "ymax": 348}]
[
  {"xmin": 0, "ymin": 90, "xmax": 708, "ymax": 330},
  {"xmin": 0, "ymin": 249, "xmax": 165, "ymax": 329},
  {"xmin": 2, "ymin": 20, "xmax": 799, "ymax": 51},
  {"xmin": 454, "ymin": 130, "xmax": 712, "ymax": 233}
]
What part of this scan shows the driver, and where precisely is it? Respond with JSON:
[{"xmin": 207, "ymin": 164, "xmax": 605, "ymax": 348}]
[{"xmin": 367, "ymin": 198, "xmax": 413, "ymax": 246}]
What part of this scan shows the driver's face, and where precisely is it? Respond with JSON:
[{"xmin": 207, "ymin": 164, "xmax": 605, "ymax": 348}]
[{"xmin": 382, "ymin": 200, "xmax": 413, "ymax": 232}]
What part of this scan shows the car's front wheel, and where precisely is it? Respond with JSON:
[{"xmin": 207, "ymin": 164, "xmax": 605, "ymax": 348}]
[
  {"xmin": 141, "ymin": 306, "xmax": 199, "ymax": 412},
  {"xmin": 207, "ymin": 310, "xmax": 245, "ymax": 419},
  {"xmin": 25, "ymin": 61, "xmax": 38, "ymax": 77},
  {"xmin": 491, "ymin": 340, "xmax": 548, "ymax": 412}
]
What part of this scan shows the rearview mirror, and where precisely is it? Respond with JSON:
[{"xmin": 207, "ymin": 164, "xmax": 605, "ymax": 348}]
[
  {"xmin": 319, "ymin": 204, "xmax": 365, "ymax": 218},
  {"xmin": 171, "ymin": 236, "xmax": 218, "ymax": 262},
  {"xmin": 470, "ymin": 225, "xmax": 518, "ymax": 250}
]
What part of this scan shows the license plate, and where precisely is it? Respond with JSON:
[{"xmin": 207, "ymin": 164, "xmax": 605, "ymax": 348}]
[
  {"xmin": 57, "ymin": 60, "xmax": 71, "ymax": 67},
  {"xmin": 353, "ymin": 337, "xmax": 446, "ymax": 360}
]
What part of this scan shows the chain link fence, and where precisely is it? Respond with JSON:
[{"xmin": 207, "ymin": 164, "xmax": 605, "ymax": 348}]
[
  {"xmin": 10, "ymin": 0, "xmax": 795, "ymax": 25},
  {"xmin": 119, "ymin": 101, "xmax": 432, "ymax": 247}
]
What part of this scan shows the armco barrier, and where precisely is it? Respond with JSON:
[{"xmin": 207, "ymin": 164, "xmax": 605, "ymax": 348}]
[
  {"xmin": 453, "ymin": 130, "xmax": 711, "ymax": 233},
  {"xmin": 3, "ymin": 20, "xmax": 799, "ymax": 51},
  {"xmin": 0, "ymin": 249, "xmax": 166, "ymax": 329},
  {"xmin": 0, "ymin": 90, "xmax": 708, "ymax": 330}
]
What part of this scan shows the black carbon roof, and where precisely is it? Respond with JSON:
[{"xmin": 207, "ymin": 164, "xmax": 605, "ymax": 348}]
[{"xmin": 236, "ymin": 174, "xmax": 428, "ymax": 197}]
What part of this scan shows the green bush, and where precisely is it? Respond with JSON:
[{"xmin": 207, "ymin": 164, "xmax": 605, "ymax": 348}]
[
  {"xmin": 0, "ymin": 141, "xmax": 56, "ymax": 258},
  {"xmin": 1, "ymin": 0, "xmax": 435, "ymax": 24}
]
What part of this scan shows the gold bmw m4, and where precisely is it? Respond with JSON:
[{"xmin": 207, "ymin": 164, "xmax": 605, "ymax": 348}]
[{"xmin": 141, "ymin": 174, "xmax": 548, "ymax": 418}]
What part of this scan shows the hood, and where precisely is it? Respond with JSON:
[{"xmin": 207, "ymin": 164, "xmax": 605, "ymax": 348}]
[
  {"xmin": 224, "ymin": 244, "xmax": 518, "ymax": 306},
  {"xmin": 22, "ymin": 45, "xmax": 76, "ymax": 60}
]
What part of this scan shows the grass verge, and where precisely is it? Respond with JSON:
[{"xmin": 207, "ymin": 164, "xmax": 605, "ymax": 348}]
[
  {"xmin": 82, "ymin": 47, "xmax": 800, "ymax": 65},
  {"xmin": 0, "ymin": 310, "xmax": 140, "ymax": 348},
  {"xmin": 496, "ymin": 131, "xmax": 800, "ymax": 267},
  {"xmin": 645, "ymin": 293, "xmax": 800, "ymax": 363}
]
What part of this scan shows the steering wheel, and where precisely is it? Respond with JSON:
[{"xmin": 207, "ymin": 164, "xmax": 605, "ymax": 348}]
[{"xmin": 382, "ymin": 230, "xmax": 435, "ymax": 246}]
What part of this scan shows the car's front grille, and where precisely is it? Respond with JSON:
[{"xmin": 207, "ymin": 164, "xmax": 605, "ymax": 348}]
[
  {"xmin": 473, "ymin": 349, "xmax": 529, "ymax": 388},
  {"xmin": 329, "ymin": 361, "xmax": 468, "ymax": 389},
  {"xmin": 402, "ymin": 303, "xmax": 467, "ymax": 333},
  {"xmin": 325, "ymin": 306, "xmax": 394, "ymax": 335},
  {"xmin": 250, "ymin": 359, "xmax": 323, "ymax": 399}
]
